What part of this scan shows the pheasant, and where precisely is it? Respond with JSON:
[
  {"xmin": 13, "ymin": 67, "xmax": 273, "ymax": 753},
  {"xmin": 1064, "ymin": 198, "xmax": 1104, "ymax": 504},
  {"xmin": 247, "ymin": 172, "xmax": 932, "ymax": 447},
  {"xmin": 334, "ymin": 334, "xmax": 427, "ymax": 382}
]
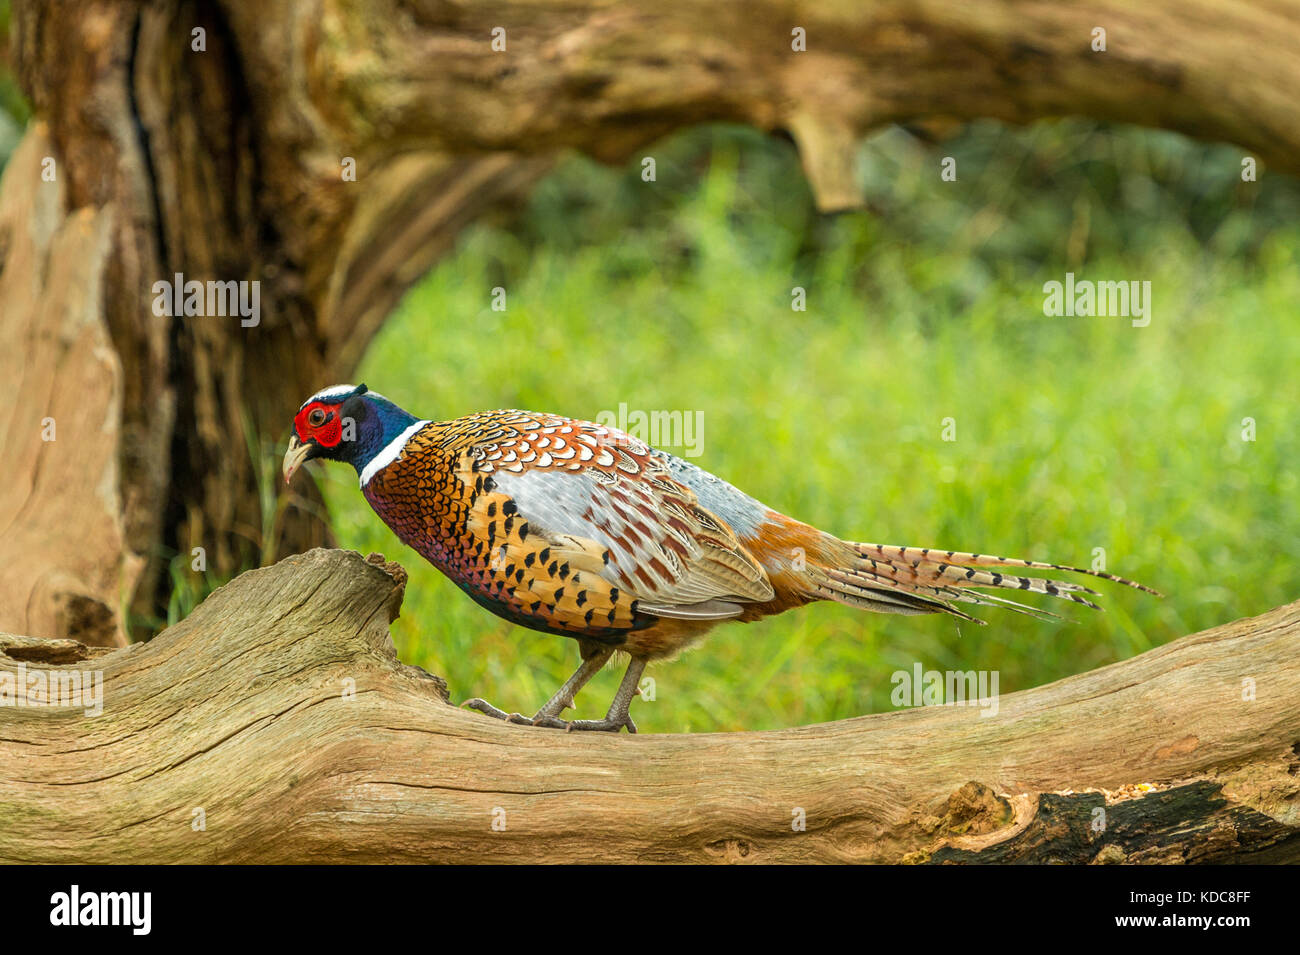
[{"xmin": 283, "ymin": 384, "xmax": 1156, "ymax": 733}]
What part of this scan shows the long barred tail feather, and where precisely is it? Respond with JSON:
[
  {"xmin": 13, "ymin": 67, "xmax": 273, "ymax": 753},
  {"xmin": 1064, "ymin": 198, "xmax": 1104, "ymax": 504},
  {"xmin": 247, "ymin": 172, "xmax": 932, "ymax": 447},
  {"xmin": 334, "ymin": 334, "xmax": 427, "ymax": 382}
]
[
  {"xmin": 808, "ymin": 539, "xmax": 1159, "ymax": 624},
  {"xmin": 806, "ymin": 566, "xmax": 987, "ymax": 623},
  {"xmin": 854, "ymin": 543, "xmax": 1162, "ymax": 596},
  {"xmin": 823, "ymin": 565, "xmax": 1070, "ymax": 622}
]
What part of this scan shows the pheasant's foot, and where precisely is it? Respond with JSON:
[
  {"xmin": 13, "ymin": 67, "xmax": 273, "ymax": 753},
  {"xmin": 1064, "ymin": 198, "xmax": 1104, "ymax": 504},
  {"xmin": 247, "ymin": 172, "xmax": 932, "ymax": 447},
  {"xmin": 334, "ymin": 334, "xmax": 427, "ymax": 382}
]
[
  {"xmin": 563, "ymin": 657, "xmax": 646, "ymax": 734},
  {"xmin": 566, "ymin": 714, "xmax": 638, "ymax": 734},
  {"xmin": 461, "ymin": 699, "xmax": 580, "ymax": 730},
  {"xmin": 462, "ymin": 651, "xmax": 644, "ymax": 733}
]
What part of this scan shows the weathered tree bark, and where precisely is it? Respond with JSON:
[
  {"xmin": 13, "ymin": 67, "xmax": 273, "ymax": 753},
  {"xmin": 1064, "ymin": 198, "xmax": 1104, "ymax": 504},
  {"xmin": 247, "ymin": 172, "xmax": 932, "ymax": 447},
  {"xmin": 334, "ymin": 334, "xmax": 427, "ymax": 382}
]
[
  {"xmin": 0, "ymin": 549, "xmax": 1296, "ymax": 864},
  {"xmin": 4, "ymin": 0, "xmax": 1300, "ymax": 641}
]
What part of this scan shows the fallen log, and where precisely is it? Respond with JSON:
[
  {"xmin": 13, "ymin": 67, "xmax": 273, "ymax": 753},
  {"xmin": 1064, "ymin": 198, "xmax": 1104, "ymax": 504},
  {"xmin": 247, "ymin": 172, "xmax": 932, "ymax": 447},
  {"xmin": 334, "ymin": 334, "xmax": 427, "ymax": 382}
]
[{"xmin": 1, "ymin": 548, "xmax": 1296, "ymax": 863}]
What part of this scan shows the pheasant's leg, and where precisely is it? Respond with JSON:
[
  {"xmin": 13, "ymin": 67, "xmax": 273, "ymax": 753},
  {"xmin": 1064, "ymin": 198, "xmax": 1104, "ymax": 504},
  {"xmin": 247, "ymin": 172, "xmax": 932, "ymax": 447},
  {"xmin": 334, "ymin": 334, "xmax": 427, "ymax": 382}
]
[
  {"xmin": 566, "ymin": 658, "xmax": 646, "ymax": 734},
  {"xmin": 462, "ymin": 648, "xmax": 613, "ymax": 729},
  {"xmin": 527, "ymin": 648, "xmax": 614, "ymax": 727}
]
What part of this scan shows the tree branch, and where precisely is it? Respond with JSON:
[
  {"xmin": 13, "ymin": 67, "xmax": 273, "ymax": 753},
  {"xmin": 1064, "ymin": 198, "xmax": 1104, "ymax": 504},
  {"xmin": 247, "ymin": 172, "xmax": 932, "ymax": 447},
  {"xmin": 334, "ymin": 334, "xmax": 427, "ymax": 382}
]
[{"xmin": 1, "ymin": 549, "xmax": 1296, "ymax": 863}]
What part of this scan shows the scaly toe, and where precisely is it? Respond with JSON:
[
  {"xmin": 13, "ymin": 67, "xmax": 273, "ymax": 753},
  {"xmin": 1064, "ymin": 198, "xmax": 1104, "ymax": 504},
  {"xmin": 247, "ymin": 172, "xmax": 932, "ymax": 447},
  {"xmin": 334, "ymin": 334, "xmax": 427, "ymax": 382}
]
[
  {"xmin": 462, "ymin": 698, "xmax": 509, "ymax": 720},
  {"xmin": 566, "ymin": 715, "xmax": 636, "ymax": 733},
  {"xmin": 529, "ymin": 714, "xmax": 570, "ymax": 730}
]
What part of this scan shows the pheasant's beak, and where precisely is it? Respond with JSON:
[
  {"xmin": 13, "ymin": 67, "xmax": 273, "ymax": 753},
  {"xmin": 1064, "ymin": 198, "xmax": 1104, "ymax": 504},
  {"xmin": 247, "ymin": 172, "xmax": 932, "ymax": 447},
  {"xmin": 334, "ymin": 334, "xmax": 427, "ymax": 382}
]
[{"xmin": 282, "ymin": 435, "xmax": 313, "ymax": 485}]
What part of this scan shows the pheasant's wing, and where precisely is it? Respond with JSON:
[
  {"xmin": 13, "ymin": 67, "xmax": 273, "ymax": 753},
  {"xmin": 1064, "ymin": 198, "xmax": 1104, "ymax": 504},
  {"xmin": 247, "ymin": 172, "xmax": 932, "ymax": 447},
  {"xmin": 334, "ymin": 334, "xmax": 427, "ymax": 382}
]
[{"xmin": 456, "ymin": 411, "xmax": 774, "ymax": 620}]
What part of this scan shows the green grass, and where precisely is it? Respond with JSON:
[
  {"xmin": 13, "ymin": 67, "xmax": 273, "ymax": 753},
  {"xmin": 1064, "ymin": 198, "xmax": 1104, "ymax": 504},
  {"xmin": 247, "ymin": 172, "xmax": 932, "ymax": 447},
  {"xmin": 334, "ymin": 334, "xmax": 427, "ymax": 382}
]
[{"xmin": 316, "ymin": 123, "xmax": 1299, "ymax": 732}]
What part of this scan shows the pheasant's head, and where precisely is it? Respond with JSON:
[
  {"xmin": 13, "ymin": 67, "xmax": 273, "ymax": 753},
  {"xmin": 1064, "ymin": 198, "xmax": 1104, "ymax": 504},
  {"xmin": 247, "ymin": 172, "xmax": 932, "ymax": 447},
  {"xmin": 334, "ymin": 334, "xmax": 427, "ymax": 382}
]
[{"xmin": 282, "ymin": 383, "xmax": 418, "ymax": 484}]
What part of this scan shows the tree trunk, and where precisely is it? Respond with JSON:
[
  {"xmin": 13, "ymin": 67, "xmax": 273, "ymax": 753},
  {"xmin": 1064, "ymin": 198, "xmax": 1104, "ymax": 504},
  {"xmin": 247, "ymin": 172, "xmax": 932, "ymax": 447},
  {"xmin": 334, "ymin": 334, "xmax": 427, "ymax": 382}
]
[
  {"xmin": 0, "ymin": 548, "xmax": 1296, "ymax": 864},
  {"xmin": 4, "ymin": 0, "xmax": 1300, "ymax": 641}
]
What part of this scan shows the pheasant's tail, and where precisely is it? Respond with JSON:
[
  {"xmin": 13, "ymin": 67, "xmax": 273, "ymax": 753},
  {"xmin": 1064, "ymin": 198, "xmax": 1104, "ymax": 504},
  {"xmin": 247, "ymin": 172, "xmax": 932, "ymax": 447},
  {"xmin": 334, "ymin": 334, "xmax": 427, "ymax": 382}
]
[{"xmin": 807, "ymin": 540, "xmax": 1160, "ymax": 624}]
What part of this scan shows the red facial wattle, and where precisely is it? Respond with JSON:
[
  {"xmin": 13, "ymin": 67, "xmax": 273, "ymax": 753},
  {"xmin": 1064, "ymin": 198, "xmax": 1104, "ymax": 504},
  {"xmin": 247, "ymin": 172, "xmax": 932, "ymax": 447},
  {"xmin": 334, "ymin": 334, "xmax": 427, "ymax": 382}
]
[{"xmin": 294, "ymin": 402, "xmax": 344, "ymax": 448}]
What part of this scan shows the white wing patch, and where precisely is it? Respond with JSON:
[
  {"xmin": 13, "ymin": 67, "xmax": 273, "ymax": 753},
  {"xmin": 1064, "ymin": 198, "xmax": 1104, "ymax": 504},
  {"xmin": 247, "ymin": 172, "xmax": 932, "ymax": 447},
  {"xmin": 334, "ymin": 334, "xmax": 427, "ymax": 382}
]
[{"xmin": 490, "ymin": 465, "xmax": 773, "ymax": 606}]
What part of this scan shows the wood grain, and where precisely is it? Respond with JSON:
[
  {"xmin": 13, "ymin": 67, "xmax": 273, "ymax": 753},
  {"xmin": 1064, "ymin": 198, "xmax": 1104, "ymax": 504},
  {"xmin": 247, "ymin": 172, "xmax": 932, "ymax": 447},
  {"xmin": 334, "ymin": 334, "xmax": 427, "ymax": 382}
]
[{"xmin": 1, "ymin": 549, "xmax": 1296, "ymax": 863}]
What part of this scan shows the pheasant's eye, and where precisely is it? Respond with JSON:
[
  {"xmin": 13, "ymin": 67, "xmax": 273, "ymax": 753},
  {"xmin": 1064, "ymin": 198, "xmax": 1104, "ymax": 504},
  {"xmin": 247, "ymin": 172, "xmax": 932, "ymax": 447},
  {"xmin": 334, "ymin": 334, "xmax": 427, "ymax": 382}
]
[{"xmin": 308, "ymin": 408, "xmax": 327, "ymax": 428}]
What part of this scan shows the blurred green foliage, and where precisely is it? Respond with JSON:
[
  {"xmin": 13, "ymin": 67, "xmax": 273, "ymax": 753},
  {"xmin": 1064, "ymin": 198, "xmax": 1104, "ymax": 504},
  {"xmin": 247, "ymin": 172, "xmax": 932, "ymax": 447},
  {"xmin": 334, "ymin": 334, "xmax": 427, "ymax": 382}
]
[{"xmin": 319, "ymin": 121, "xmax": 1299, "ymax": 732}]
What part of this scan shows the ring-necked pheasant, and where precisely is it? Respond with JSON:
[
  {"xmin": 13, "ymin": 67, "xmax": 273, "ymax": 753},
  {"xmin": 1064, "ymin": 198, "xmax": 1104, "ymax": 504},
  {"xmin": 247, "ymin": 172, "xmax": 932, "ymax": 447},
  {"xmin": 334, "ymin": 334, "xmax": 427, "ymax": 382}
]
[{"xmin": 284, "ymin": 384, "xmax": 1156, "ymax": 732}]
